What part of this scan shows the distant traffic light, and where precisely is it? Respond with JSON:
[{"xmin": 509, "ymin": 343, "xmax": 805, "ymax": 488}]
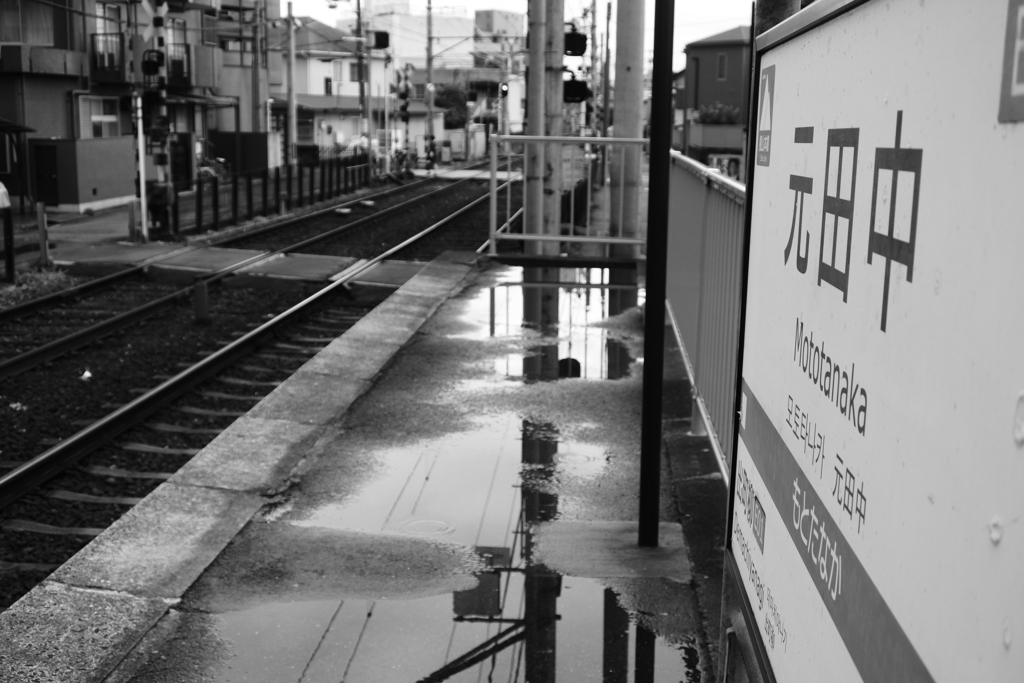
[{"xmin": 500, "ymin": 83, "xmax": 509, "ymax": 98}]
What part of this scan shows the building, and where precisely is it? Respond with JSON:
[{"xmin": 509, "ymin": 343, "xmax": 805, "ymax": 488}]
[
  {"xmin": 681, "ymin": 25, "xmax": 751, "ymax": 180},
  {"xmin": 265, "ymin": 16, "xmax": 441, "ymax": 162},
  {"xmin": 0, "ymin": 0, "xmax": 225, "ymax": 211}
]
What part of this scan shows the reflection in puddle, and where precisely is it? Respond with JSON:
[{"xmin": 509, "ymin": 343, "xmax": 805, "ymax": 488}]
[
  {"xmin": 483, "ymin": 266, "xmax": 644, "ymax": 381},
  {"xmin": 129, "ymin": 264, "xmax": 698, "ymax": 682}
]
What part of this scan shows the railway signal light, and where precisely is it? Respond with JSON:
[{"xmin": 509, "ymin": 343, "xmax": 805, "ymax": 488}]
[
  {"xmin": 565, "ymin": 25, "xmax": 587, "ymax": 56},
  {"xmin": 500, "ymin": 83, "xmax": 509, "ymax": 98}
]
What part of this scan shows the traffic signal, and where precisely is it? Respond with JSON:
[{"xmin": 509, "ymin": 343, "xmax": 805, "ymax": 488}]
[{"xmin": 500, "ymin": 83, "xmax": 509, "ymax": 98}]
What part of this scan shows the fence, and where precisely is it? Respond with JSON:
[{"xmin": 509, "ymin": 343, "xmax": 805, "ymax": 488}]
[
  {"xmin": 159, "ymin": 154, "xmax": 371, "ymax": 235},
  {"xmin": 488, "ymin": 135, "xmax": 648, "ymax": 256},
  {"xmin": 666, "ymin": 151, "xmax": 746, "ymax": 477}
]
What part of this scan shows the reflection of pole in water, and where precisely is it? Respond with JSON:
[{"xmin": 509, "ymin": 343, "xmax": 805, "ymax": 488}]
[
  {"xmin": 606, "ymin": 266, "xmax": 636, "ymax": 380},
  {"xmin": 635, "ymin": 621, "xmax": 657, "ymax": 683},
  {"xmin": 522, "ymin": 266, "xmax": 561, "ymax": 381},
  {"xmin": 520, "ymin": 275, "xmax": 562, "ymax": 683},
  {"xmin": 602, "ymin": 588, "xmax": 629, "ymax": 683},
  {"xmin": 522, "ymin": 421, "xmax": 560, "ymax": 683}
]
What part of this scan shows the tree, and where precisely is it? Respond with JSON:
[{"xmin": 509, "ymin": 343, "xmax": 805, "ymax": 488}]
[{"xmin": 434, "ymin": 83, "xmax": 468, "ymax": 129}]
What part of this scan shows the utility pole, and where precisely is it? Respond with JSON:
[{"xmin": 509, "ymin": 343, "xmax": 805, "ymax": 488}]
[
  {"xmin": 610, "ymin": 0, "xmax": 643, "ymax": 258},
  {"xmin": 251, "ymin": 0, "xmax": 262, "ymax": 132},
  {"xmin": 356, "ymin": 0, "xmax": 367, "ymax": 138},
  {"xmin": 542, "ymin": 0, "xmax": 564, "ymax": 250},
  {"xmin": 590, "ymin": 0, "xmax": 597, "ymax": 134},
  {"xmin": 287, "ymin": 2, "xmax": 297, "ymax": 164},
  {"xmin": 150, "ymin": 0, "xmax": 170, "ymax": 235},
  {"xmin": 525, "ymin": 0, "xmax": 546, "ymax": 254},
  {"xmin": 602, "ymin": 0, "xmax": 610, "ymax": 142},
  {"xmin": 426, "ymin": 0, "xmax": 434, "ymax": 147}
]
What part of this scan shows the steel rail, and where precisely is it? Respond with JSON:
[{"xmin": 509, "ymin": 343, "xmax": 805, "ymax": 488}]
[
  {"xmin": 0, "ymin": 175, "xmax": 439, "ymax": 324},
  {"xmin": 0, "ymin": 183, "xmax": 507, "ymax": 510},
  {"xmin": 0, "ymin": 177, "xmax": 487, "ymax": 381}
]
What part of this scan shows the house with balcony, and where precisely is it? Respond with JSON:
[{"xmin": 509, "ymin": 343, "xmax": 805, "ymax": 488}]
[
  {"xmin": 0, "ymin": 0, "xmax": 222, "ymax": 211},
  {"xmin": 681, "ymin": 25, "xmax": 750, "ymax": 180},
  {"xmin": 265, "ymin": 17, "xmax": 442, "ymax": 162}
]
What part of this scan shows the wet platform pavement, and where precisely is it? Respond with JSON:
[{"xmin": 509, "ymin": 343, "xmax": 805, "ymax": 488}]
[{"xmin": 0, "ymin": 251, "xmax": 725, "ymax": 683}]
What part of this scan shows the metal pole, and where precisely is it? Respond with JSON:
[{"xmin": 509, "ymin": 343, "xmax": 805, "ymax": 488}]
[
  {"xmin": 357, "ymin": 0, "xmax": 367, "ymax": 138},
  {"xmin": 601, "ymin": 1, "xmax": 611, "ymax": 181},
  {"xmin": 2, "ymin": 208, "xmax": 14, "ymax": 284},
  {"xmin": 543, "ymin": 0, "xmax": 564, "ymax": 253},
  {"xmin": 251, "ymin": 0, "xmax": 262, "ymax": 132},
  {"xmin": 135, "ymin": 93, "xmax": 149, "ymax": 242},
  {"xmin": 525, "ymin": 0, "xmax": 546, "ymax": 254},
  {"xmin": 489, "ymin": 135, "xmax": 497, "ymax": 255},
  {"xmin": 35, "ymin": 201, "xmax": 48, "ymax": 267},
  {"xmin": 426, "ymin": 0, "xmax": 434, "ymax": 145},
  {"xmin": 638, "ymin": 0, "xmax": 675, "ymax": 548},
  {"xmin": 287, "ymin": 2, "xmax": 297, "ymax": 165}
]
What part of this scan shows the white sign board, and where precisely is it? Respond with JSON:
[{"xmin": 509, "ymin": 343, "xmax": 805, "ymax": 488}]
[{"xmin": 735, "ymin": 1, "xmax": 1024, "ymax": 681}]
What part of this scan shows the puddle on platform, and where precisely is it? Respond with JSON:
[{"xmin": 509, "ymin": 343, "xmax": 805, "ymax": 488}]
[
  {"xmin": 120, "ymin": 265, "xmax": 699, "ymax": 682},
  {"xmin": 204, "ymin": 574, "xmax": 697, "ymax": 683},
  {"xmin": 475, "ymin": 266, "xmax": 646, "ymax": 381}
]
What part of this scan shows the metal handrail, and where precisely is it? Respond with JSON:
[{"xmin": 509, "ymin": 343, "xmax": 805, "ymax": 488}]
[
  {"xmin": 670, "ymin": 150, "xmax": 746, "ymax": 202},
  {"xmin": 494, "ymin": 134, "xmax": 647, "ymax": 145}
]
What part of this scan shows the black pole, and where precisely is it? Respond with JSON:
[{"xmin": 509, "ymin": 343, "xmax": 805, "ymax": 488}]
[
  {"xmin": 246, "ymin": 170, "xmax": 253, "ymax": 220},
  {"xmin": 638, "ymin": 0, "xmax": 676, "ymax": 548},
  {"xmin": 212, "ymin": 176, "xmax": 220, "ymax": 232},
  {"xmin": 171, "ymin": 185, "xmax": 179, "ymax": 234},
  {"xmin": 275, "ymin": 166, "xmax": 281, "ymax": 213},
  {"xmin": 262, "ymin": 167, "xmax": 269, "ymax": 215},
  {"xmin": 196, "ymin": 177, "xmax": 204, "ymax": 232},
  {"xmin": 2, "ymin": 208, "xmax": 15, "ymax": 284},
  {"xmin": 296, "ymin": 164, "xmax": 303, "ymax": 208},
  {"xmin": 231, "ymin": 172, "xmax": 239, "ymax": 226},
  {"xmin": 286, "ymin": 163, "xmax": 293, "ymax": 209}
]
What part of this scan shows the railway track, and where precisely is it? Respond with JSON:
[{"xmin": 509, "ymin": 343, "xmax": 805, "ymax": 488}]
[
  {"xmin": 0, "ymin": 174, "xmax": 481, "ymax": 381},
  {"xmin": 0, "ymin": 171, "xmax": 519, "ymax": 610}
]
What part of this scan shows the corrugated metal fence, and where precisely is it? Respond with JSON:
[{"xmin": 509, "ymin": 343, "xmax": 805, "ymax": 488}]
[{"xmin": 666, "ymin": 151, "xmax": 746, "ymax": 477}]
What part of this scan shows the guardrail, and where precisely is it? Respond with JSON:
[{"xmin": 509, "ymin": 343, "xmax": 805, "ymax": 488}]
[
  {"xmin": 488, "ymin": 134, "xmax": 648, "ymax": 256},
  {"xmin": 666, "ymin": 151, "xmax": 746, "ymax": 477}
]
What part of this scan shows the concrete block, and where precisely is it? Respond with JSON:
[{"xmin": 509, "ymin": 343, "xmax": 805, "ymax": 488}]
[
  {"xmin": 246, "ymin": 373, "xmax": 372, "ymax": 425},
  {"xmin": 298, "ymin": 337, "xmax": 404, "ymax": 379},
  {"xmin": 170, "ymin": 416, "xmax": 323, "ymax": 491},
  {"xmin": 0, "ymin": 582, "xmax": 169, "ymax": 683},
  {"xmin": 50, "ymin": 483, "xmax": 263, "ymax": 599}
]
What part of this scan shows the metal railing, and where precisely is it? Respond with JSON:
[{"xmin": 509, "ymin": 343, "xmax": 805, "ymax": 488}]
[
  {"xmin": 488, "ymin": 134, "xmax": 648, "ymax": 256},
  {"xmin": 90, "ymin": 33, "xmax": 123, "ymax": 72},
  {"xmin": 666, "ymin": 151, "xmax": 746, "ymax": 477},
  {"xmin": 167, "ymin": 43, "xmax": 190, "ymax": 83}
]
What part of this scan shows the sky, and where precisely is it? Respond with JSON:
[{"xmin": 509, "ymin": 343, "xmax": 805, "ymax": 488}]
[{"xmin": 288, "ymin": 0, "xmax": 753, "ymax": 71}]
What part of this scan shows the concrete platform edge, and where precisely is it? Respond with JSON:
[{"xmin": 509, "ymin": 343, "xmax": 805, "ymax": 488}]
[{"xmin": 0, "ymin": 251, "xmax": 478, "ymax": 683}]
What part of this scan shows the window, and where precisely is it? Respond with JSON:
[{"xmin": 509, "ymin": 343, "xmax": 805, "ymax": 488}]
[
  {"xmin": 324, "ymin": 77, "xmax": 332, "ymax": 95},
  {"xmin": 413, "ymin": 83, "xmax": 425, "ymax": 100},
  {"xmin": 95, "ymin": 2, "xmax": 119, "ymax": 34},
  {"xmin": 80, "ymin": 96, "xmax": 120, "ymax": 138},
  {"xmin": 717, "ymin": 52, "xmax": 727, "ymax": 81},
  {"xmin": 349, "ymin": 62, "xmax": 365, "ymax": 82}
]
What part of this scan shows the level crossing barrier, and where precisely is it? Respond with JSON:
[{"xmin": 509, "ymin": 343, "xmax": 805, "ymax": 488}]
[
  {"xmin": 665, "ymin": 150, "xmax": 746, "ymax": 477},
  {"xmin": 488, "ymin": 135, "xmax": 648, "ymax": 256}
]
